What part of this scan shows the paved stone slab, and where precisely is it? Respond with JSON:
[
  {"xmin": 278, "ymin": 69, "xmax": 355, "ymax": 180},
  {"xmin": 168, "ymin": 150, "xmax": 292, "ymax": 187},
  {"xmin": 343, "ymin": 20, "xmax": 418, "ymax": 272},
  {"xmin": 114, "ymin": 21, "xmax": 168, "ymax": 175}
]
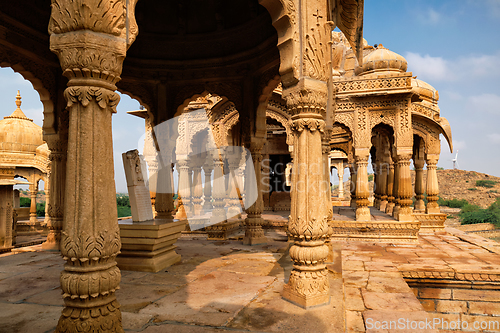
[
  {"xmin": 0, "ymin": 302, "xmax": 62, "ymax": 333},
  {"xmin": 139, "ymin": 270, "xmax": 276, "ymax": 327}
]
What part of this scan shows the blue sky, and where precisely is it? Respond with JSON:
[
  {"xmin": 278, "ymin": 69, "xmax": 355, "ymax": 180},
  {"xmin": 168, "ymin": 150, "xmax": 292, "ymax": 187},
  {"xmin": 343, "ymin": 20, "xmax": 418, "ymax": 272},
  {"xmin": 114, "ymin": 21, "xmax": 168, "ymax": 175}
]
[{"xmin": 1, "ymin": 0, "xmax": 499, "ymax": 192}]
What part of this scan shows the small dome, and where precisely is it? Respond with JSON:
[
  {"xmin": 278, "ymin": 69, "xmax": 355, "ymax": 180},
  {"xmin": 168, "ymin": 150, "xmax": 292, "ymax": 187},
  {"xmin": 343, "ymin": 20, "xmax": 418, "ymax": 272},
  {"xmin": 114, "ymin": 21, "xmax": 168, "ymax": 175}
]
[
  {"xmin": 0, "ymin": 91, "xmax": 43, "ymax": 154},
  {"xmin": 356, "ymin": 44, "xmax": 407, "ymax": 75},
  {"xmin": 412, "ymin": 78, "xmax": 439, "ymax": 103},
  {"xmin": 36, "ymin": 143, "xmax": 50, "ymax": 159}
]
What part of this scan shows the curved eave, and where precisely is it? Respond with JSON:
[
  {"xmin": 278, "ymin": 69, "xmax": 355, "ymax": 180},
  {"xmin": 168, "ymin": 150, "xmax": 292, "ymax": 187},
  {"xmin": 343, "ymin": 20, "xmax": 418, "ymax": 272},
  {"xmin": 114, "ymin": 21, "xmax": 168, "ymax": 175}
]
[{"xmin": 412, "ymin": 113, "xmax": 453, "ymax": 153}]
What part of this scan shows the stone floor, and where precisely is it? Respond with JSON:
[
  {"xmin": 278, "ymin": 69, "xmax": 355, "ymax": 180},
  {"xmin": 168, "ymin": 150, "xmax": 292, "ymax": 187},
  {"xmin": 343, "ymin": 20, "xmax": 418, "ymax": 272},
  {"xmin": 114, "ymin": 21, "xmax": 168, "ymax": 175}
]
[
  {"xmin": 2, "ymin": 209, "xmax": 500, "ymax": 333},
  {"xmin": 0, "ymin": 231, "xmax": 345, "ymax": 333}
]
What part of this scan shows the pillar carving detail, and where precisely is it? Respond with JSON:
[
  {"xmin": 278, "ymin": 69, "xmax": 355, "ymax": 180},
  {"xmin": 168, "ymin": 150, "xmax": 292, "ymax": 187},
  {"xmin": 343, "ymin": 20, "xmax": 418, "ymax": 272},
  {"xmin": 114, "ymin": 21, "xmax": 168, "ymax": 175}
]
[
  {"xmin": 426, "ymin": 156, "xmax": 440, "ymax": 214},
  {"xmin": 355, "ymin": 153, "xmax": 370, "ymax": 221},
  {"xmin": 395, "ymin": 154, "xmax": 414, "ymax": 221},
  {"xmin": 282, "ymin": 86, "xmax": 330, "ymax": 308}
]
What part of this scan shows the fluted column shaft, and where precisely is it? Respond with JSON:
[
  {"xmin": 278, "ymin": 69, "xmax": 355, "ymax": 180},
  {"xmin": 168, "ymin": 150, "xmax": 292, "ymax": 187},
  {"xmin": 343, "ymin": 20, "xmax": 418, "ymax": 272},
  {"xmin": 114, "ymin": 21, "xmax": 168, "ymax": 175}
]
[
  {"xmin": 202, "ymin": 164, "xmax": 213, "ymax": 213},
  {"xmin": 385, "ymin": 163, "xmax": 395, "ymax": 215},
  {"xmin": 48, "ymin": 3, "xmax": 139, "ymax": 328},
  {"xmin": 338, "ymin": 165, "xmax": 344, "ymax": 199},
  {"xmin": 29, "ymin": 185, "xmax": 37, "ymax": 225},
  {"xmin": 0, "ymin": 183, "xmax": 13, "ymax": 249},
  {"xmin": 211, "ymin": 157, "xmax": 227, "ymax": 224},
  {"xmin": 192, "ymin": 165, "xmax": 203, "ymax": 216},
  {"xmin": 392, "ymin": 160, "xmax": 401, "ymax": 219},
  {"xmin": 373, "ymin": 163, "xmax": 381, "ymax": 209},
  {"xmin": 322, "ymin": 140, "xmax": 333, "ymax": 221},
  {"xmin": 426, "ymin": 156, "xmax": 440, "ymax": 214},
  {"xmin": 282, "ymin": 87, "xmax": 330, "ymax": 308},
  {"xmin": 243, "ymin": 143, "xmax": 266, "ymax": 245},
  {"xmin": 395, "ymin": 154, "xmax": 414, "ymax": 221},
  {"xmin": 44, "ymin": 176, "xmax": 51, "ymax": 226},
  {"xmin": 226, "ymin": 149, "xmax": 242, "ymax": 219},
  {"xmin": 177, "ymin": 159, "xmax": 191, "ymax": 217},
  {"xmin": 155, "ymin": 159, "xmax": 175, "ymax": 220},
  {"xmin": 355, "ymin": 153, "xmax": 370, "ymax": 221},
  {"xmin": 42, "ymin": 147, "xmax": 66, "ymax": 251},
  {"xmin": 378, "ymin": 163, "xmax": 388, "ymax": 212},
  {"xmin": 349, "ymin": 165, "xmax": 357, "ymax": 208},
  {"xmin": 414, "ymin": 160, "xmax": 426, "ymax": 213}
]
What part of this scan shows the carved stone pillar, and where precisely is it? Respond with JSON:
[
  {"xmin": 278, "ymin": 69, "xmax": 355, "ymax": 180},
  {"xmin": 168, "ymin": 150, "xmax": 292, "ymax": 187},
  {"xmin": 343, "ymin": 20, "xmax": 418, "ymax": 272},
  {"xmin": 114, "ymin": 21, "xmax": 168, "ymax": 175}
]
[
  {"xmin": 29, "ymin": 185, "xmax": 37, "ymax": 225},
  {"xmin": 349, "ymin": 164, "xmax": 357, "ymax": 209},
  {"xmin": 191, "ymin": 164, "xmax": 203, "ymax": 216},
  {"xmin": 378, "ymin": 163, "xmax": 388, "ymax": 212},
  {"xmin": 414, "ymin": 159, "xmax": 426, "ymax": 213},
  {"xmin": 177, "ymin": 158, "xmax": 192, "ymax": 217},
  {"xmin": 322, "ymin": 138, "xmax": 333, "ymax": 221},
  {"xmin": 202, "ymin": 162, "xmax": 213, "ymax": 213},
  {"xmin": 155, "ymin": 160, "xmax": 175, "ymax": 220},
  {"xmin": 385, "ymin": 162, "xmax": 395, "ymax": 215},
  {"xmin": 226, "ymin": 148, "xmax": 242, "ymax": 219},
  {"xmin": 392, "ymin": 159, "xmax": 401, "ymax": 219},
  {"xmin": 396, "ymin": 154, "xmax": 414, "ymax": 221},
  {"xmin": 355, "ymin": 152, "xmax": 370, "ymax": 221},
  {"xmin": 48, "ymin": 1, "xmax": 138, "ymax": 330},
  {"xmin": 0, "ymin": 166, "xmax": 14, "ymax": 249},
  {"xmin": 282, "ymin": 87, "xmax": 330, "ymax": 309},
  {"xmin": 211, "ymin": 155, "xmax": 227, "ymax": 225},
  {"xmin": 426, "ymin": 155, "xmax": 441, "ymax": 214},
  {"xmin": 243, "ymin": 141, "xmax": 267, "ymax": 245},
  {"xmin": 373, "ymin": 162, "xmax": 381, "ymax": 209},
  {"xmin": 44, "ymin": 173, "xmax": 51, "ymax": 226},
  {"xmin": 42, "ymin": 142, "xmax": 67, "ymax": 251},
  {"xmin": 338, "ymin": 165, "xmax": 344, "ymax": 199}
]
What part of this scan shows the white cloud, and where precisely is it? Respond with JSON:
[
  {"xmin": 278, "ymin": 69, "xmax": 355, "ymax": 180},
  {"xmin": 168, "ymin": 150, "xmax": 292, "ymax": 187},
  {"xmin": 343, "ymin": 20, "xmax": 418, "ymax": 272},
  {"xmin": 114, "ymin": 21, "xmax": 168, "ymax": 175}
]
[
  {"xmin": 405, "ymin": 51, "xmax": 500, "ymax": 82},
  {"xmin": 488, "ymin": 133, "xmax": 500, "ymax": 144},
  {"xmin": 427, "ymin": 8, "xmax": 441, "ymax": 24},
  {"xmin": 405, "ymin": 52, "xmax": 450, "ymax": 81},
  {"xmin": 468, "ymin": 93, "xmax": 500, "ymax": 115}
]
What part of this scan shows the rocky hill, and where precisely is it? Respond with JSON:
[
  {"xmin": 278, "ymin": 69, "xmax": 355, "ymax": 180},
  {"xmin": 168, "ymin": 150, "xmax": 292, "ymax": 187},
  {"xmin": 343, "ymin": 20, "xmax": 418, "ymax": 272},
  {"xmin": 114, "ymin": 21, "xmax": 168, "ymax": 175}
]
[{"xmin": 413, "ymin": 169, "xmax": 500, "ymax": 208}]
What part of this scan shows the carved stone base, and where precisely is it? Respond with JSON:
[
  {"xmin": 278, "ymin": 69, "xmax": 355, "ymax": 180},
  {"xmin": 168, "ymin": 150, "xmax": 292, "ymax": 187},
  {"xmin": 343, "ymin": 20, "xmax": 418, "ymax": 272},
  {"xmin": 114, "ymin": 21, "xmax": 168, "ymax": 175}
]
[
  {"xmin": 355, "ymin": 206, "xmax": 371, "ymax": 221},
  {"xmin": 41, "ymin": 231, "xmax": 60, "ymax": 251},
  {"xmin": 117, "ymin": 219, "xmax": 185, "ymax": 272},
  {"xmin": 330, "ymin": 220, "xmax": 421, "ymax": 243},
  {"xmin": 414, "ymin": 213, "xmax": 446, "ymax": 233},
  {"xmin": 56, "ymin": 300, "xmax": 123, "ymax": 333},
  {"xmin": 205, "ymin": 220, "xmax": 241, "ymax": 240},
  {"xmin": 243, "ymin": 235, "xmax": 268, "ymax": 245},
  {"xmin": 282, "ymin": 268, "xmax": 330, "ymax": 309}
]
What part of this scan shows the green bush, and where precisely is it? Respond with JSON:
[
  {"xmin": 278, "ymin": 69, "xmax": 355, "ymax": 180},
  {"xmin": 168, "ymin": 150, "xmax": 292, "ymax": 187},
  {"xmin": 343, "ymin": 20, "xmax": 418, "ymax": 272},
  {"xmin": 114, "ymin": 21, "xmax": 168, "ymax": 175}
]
[
  {"xmin": 368, "ymin": 174, "xmax": 374, "ymax": 182},
  {"xmin": 476, "ymin": 180, "xmax": 497, "ymax": 188},
  {"xmin": 437, "ymin": 167, "xmax": 444, "ymax": 170},
  {"xmin": 116, "ymin": 195, "xmax": 130, "ymax": 207},
  {"xmin": 117, "ymin": 205, "xmax": 131, "ymax": 218},
  {"xmin": 489, "ymin": 190, "xmax": 498, "ymax": 193},
  {"xmin": 461, "ymin": 203, "xmax": 481, "ymax": 213},
  {"xmin": 460, "ymin": 210, "xmax": 500, "ymax": 225},
  {"xmin": 437, "ymin": 198, "xmax": 468, "ymax": 208},
  {"xmin": 36, "ymin": 202, "xmax": 45, "ymax": 217},
  {"xmin": 460, "ymin": 198, "xmax": 500, "ymax": 227},
  {"xmin": 20, "ymin": 197, "xmax": 31, "ymax": 207},
  {"xmin": 468, "ymin": 188, "xmax": 478, "ymax": 191}
]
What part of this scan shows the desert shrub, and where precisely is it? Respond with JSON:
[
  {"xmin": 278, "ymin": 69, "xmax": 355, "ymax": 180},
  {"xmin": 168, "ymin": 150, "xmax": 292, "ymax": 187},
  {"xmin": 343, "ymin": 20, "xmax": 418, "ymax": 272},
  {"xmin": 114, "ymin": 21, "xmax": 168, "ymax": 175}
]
[
  {"xmin": 116, "ymin": 195, "xmax": 130, "ymax": 207},
  {"xmin": 437, "ymin": 198, "xmax": 468, "ymax": 208},
  {"xmin": 468, "ymin": 188, "xmax": 478, "ymax": 191},
  {"xmin": 476, "ymin": 180, "xmax": 497, "ymax": 188},
  {"xmin": 368, "ymin": 174, "xmax": 374, "ymax": 182},
  {"xmin": 461, "ymin": 203, "xmax": 481, "ymax": 213},
  {"xmin": 19, "ymin": 197, "xmax": 30, "ymax": 207},
  {"xmin": 460, "ymin": 210, "xmax": 500, "ymax": 225},
  {"xmin": 117, "ymin": 205, "xmax": 131, "ymax": 218},
  {"xmin": 116, "ymin": 195, "xmax": 131, "ymax": 218},
  {"xmin": 437, "ymin": 167, "xmax": 444, "ymax": 170},
  {"xmin": 489, "ymin": 190, "xmax": 498, "ymax": 193}
]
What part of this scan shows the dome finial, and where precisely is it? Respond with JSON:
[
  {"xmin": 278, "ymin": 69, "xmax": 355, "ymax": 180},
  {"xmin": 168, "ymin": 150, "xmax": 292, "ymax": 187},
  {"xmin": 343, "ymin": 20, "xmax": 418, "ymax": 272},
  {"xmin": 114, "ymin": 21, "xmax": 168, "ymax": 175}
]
[{"xmin": 15, "ymin": 90, "xmax": 21, "ymax": 109}]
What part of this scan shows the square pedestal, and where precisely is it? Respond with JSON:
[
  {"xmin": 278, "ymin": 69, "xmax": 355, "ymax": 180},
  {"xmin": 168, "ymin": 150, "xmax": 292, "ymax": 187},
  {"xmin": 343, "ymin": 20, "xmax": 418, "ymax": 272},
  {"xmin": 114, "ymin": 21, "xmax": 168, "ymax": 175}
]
[
  {"xmin": 414, "ymin": 213, "xmax": 447, "ymax": 233},
  {"xmin": 117, "ymin": 219, "xmax": 185, "ymax": 272}
]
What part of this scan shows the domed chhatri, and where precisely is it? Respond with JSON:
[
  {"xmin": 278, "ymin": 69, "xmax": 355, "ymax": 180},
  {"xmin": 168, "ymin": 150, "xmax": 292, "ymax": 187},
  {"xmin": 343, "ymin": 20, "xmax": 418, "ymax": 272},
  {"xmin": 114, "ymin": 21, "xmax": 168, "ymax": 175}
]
[
  {"xmin": 0, "ymin": 91, "xmax": 43, "ymax": 154},
  {"xmin": 356, "ymin": 44, "xmax": 408, "ymax": 75},
  {"xmin": 412, "ymin": 78, "xmax": 439, "ymax": 103}
]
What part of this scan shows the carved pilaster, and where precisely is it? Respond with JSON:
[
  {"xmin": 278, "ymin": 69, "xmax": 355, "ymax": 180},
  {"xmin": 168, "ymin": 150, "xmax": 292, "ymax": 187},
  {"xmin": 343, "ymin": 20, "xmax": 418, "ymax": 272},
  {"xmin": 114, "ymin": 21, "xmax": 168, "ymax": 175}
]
[
  {"xmin": 282, "ymin": 86, "xmax": 330, "ymax": 308},
  {"xmin": 29, "ymin": 187, "xmax": 38, "ymax": 225},
  {"xmin": 49, "ymin": 1, "xmax": 138, "ymax": 331},
  {"xmin": 176, "ymin": 159, "xmax": 191, "ymax": 218},
  {"xmin": 378, "ymin": 163, "xmax": 388, "ymax": 212},
  {"xmin": 211, "ymin": 155, "xmax": 227, "ymax": 225},
  {"xmin": 322, "ymin": 135, "xmax": 333, "ymax": 221},
  {"xmin": 225, "ymin": 148, "xmax": 243, "ymax": 219},
  {"xmin": 243, "ymin": 142, "xmax": 267, "ymax": 245},
  {"xmin": 202, "ymin": 162, "xmax": 213, "ymax": 213}
]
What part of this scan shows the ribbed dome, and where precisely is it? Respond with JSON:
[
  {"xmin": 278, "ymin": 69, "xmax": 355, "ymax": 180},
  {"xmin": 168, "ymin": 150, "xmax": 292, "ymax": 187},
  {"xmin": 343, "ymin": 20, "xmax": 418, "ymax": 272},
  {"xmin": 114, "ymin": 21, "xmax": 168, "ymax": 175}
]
[
  {"xmin": 0, "ymin": 91, "xmax": 43, "ymax": 154},
  {"xmin": 412, "ymin": 78, "xmax": 439, "ymax": 103},
  {"xmin": 356, "ymin": 44, "xmax": 407, "ymax": 75}
]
